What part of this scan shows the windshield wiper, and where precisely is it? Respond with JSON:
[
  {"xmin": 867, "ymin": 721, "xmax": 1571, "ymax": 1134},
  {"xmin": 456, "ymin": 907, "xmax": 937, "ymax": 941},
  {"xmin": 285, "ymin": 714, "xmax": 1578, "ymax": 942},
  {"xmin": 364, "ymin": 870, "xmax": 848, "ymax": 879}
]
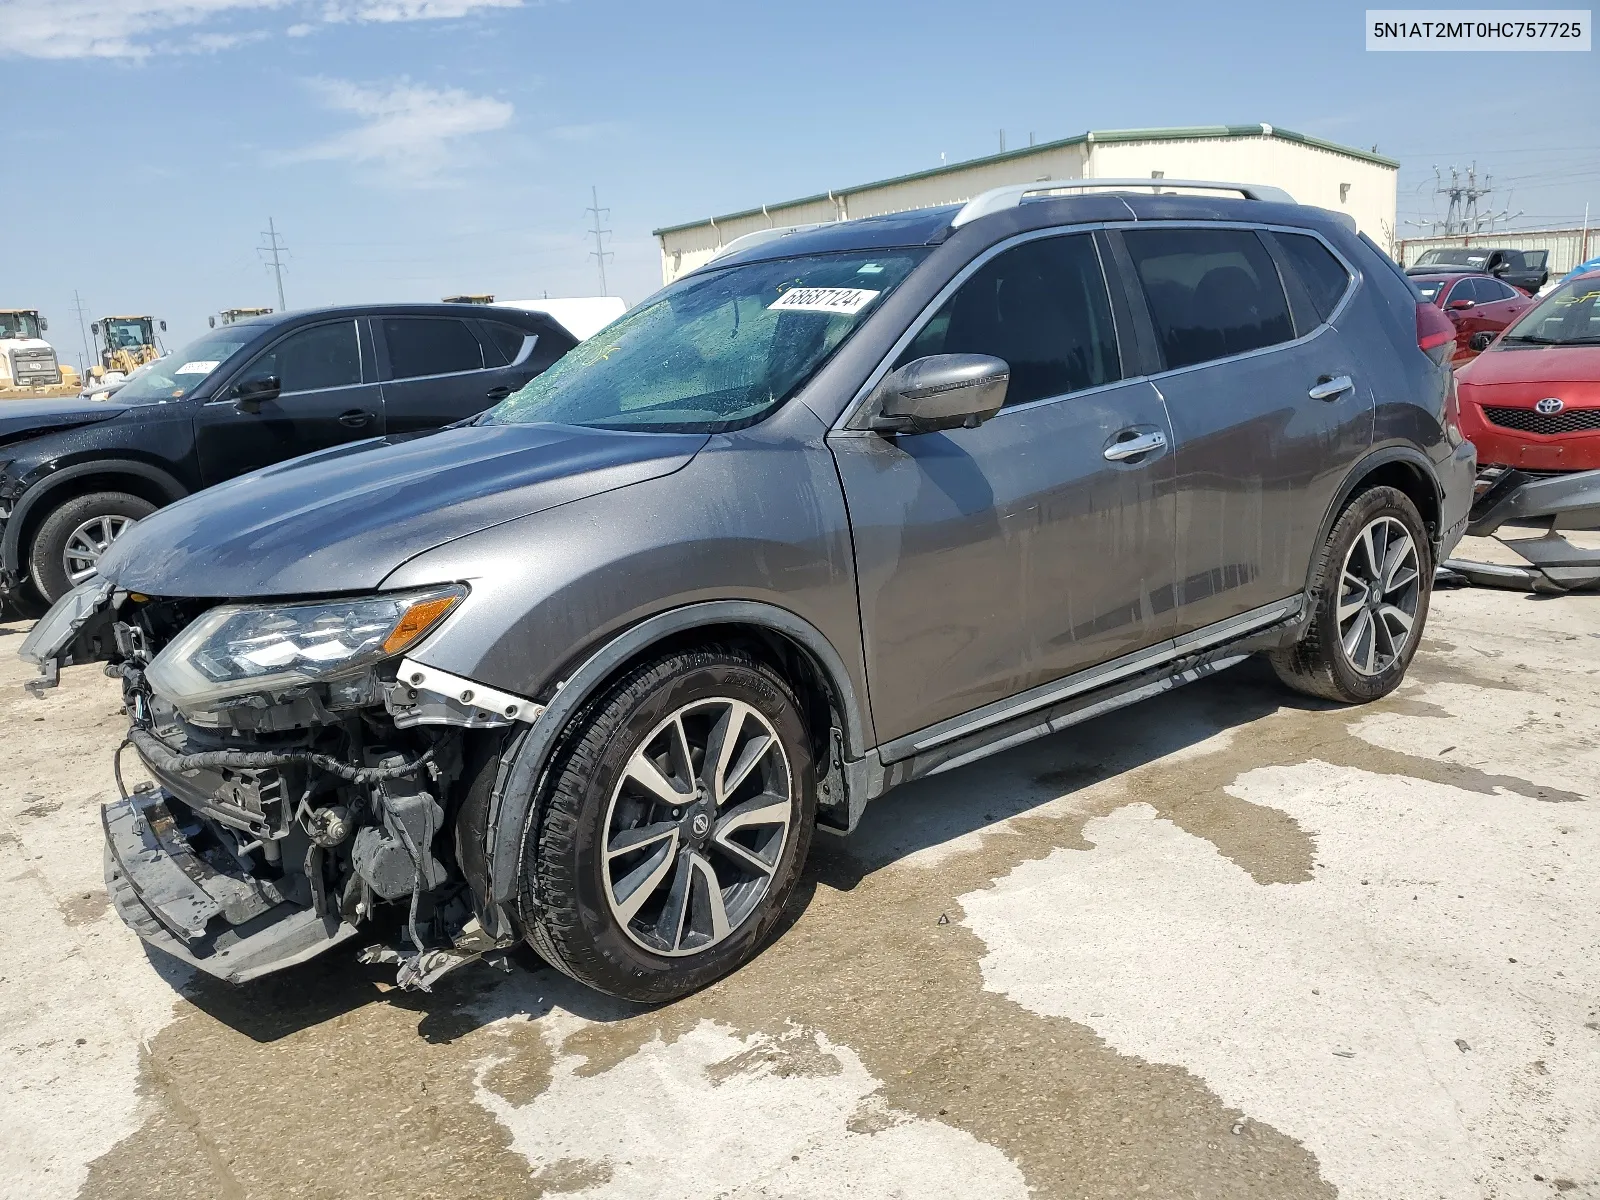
[{"xmin": 1502, "ymin": 333, "xmax": 1563, "ymax": 345}]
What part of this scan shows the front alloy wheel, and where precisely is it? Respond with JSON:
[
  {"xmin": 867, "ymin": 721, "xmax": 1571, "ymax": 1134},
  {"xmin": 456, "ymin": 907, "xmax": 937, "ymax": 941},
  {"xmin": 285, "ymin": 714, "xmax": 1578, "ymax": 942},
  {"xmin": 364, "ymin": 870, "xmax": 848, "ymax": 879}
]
[
  {"xmin": 521, "ymin": 646, "xmax": 816, "ymax": 1003},
  {"xmin": 63, "ymin": 513, "xmax": 135, "ymax": 586},
  {"xmin": 603, "ymin": 698, "xmax": 793, "ymax": 956}
]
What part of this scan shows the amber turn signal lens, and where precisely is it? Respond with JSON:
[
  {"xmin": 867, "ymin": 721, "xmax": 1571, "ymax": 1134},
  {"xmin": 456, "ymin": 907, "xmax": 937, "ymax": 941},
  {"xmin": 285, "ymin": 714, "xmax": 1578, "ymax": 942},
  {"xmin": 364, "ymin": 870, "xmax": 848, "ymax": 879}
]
[{"xmin": 382, "ymin": 594, "xmax": 459, "ymax": 655}]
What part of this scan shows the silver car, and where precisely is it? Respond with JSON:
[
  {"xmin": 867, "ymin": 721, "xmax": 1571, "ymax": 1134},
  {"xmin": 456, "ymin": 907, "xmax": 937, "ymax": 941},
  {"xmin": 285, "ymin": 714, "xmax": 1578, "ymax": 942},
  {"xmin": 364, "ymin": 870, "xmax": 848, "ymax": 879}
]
[{"xmin": 21, "ymin": 181, "xmax": 1475, "ymax": 1001}]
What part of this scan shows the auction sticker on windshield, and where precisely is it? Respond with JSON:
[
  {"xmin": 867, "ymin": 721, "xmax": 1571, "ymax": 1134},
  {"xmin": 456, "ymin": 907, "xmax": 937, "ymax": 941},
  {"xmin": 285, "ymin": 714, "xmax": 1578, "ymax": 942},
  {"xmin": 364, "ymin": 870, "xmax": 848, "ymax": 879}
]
[
  {"xmin": 768, "ymin": 287, "xmax": 881, "ymax": 315},
  {"xmin": 174, "ymin": 360, "xmax": 221, "ymax": 375}
]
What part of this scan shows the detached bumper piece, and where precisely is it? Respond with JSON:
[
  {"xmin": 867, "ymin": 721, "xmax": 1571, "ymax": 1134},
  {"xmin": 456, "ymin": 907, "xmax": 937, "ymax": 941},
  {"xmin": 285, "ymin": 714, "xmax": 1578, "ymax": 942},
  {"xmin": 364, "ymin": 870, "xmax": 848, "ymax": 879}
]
[
  {"xmin": 103, "ymin": 791, "xmax": 356, "ymax": 984},
  {"xmin": 1441, "ymin": 468, "xmax": 1600, "ymax": 594}
]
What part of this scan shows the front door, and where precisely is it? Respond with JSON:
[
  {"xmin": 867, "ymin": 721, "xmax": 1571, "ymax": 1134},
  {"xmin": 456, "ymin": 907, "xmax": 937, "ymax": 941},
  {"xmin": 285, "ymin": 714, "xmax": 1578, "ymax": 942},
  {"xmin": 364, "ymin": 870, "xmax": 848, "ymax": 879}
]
[
  {"xmin": 1115, "ymin": 225, "xmax": 1373, "ymax": 636},
  {"xmin": 829, "ymin": 231, "xmax": 1178, "ymax": 746},
  {"xmin": 194, "ymin": 317, "xmax": 384, "ymax": 486}
]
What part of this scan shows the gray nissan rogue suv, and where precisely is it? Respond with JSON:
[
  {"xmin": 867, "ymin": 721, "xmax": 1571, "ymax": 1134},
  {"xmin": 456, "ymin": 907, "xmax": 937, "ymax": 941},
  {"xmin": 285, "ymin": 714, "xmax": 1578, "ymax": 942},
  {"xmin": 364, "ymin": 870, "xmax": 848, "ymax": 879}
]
[{"xmin": 22, "ymin": 180, "xmax": 1475, "ymax": 1001}]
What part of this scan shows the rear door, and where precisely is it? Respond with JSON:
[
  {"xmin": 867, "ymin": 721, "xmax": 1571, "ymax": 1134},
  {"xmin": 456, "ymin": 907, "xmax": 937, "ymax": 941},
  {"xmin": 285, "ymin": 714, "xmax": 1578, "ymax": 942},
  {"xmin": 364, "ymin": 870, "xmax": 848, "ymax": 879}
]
[
  {"xmin": 829, "ymin": 230, "xmax": 1179, "ymax": 745},
  {"xmin": 194, "ymin": 317, "xmax": 384, "ymax": 486},
  {"xmin": 1114, "ymin": 224, "xmax": 1371, "ymax": 636},
  {"xmin": 377, "ymin": 315, "xmax": 529, "ymax": 433}
]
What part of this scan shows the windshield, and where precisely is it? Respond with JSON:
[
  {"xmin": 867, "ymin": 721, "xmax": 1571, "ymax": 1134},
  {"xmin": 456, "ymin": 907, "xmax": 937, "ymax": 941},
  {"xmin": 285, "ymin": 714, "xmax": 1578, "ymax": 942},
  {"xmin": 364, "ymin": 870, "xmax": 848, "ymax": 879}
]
[
  {"xmin": 1417, "ymin": 248, "xmax": 1489, "ymax": 268},
  {"xmin": 0, "ymin": 312, "xmax": 42, "ymax": 339},
  {"xmin": 1501, "ymin": 275, "xmax": 1600, "ymax": 346},
  {"xmin": 486, "ymin": 250, "xmax": 927, "ymax": 433},
  {"xmin": 104, "ymin": 318, "xmax": 151, "ymax": 350},
  {"xmin": 1413, "ymin": 278, "xmax": 1450, "ymax": 303},
  {"xmin": 110, "ymin": 330, "xmax": 254, "ymax": 403}
]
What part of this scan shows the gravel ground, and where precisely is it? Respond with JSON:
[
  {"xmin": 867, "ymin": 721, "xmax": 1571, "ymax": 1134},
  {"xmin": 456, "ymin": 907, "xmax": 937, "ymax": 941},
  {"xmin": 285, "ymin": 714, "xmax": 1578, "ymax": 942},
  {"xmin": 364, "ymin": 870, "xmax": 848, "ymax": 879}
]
[{"xmin": 1, "ymin": 571, "xmax": 1597, "ymax": 1200}]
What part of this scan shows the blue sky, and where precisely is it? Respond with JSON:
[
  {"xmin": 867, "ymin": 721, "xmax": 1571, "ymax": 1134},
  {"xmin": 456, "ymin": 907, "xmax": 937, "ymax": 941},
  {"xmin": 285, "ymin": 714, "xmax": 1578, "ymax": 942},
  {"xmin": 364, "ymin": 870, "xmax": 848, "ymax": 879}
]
[{"xmin": 3, "ymin": 0, "xmax": 1596, "ymax": 361}]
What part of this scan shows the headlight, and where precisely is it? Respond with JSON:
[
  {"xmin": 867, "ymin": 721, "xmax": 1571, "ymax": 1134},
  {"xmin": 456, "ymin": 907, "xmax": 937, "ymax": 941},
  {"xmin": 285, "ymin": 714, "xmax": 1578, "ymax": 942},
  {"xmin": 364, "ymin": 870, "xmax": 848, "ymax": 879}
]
[{"xmin": 145, "ymin": 586, "xmax": 464, "ymax": 708}]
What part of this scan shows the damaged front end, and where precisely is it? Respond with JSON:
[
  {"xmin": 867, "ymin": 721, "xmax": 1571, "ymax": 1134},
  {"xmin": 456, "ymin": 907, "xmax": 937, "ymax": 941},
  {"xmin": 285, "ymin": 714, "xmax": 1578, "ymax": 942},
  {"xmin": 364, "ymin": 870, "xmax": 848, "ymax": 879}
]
[
  {"xmin": 1441, "ymin": 467, "xmax": 1600, "ymax": 593},
  {"xmin": 20, "ymin": 581, "xmax": 539, "ymax": 988}
]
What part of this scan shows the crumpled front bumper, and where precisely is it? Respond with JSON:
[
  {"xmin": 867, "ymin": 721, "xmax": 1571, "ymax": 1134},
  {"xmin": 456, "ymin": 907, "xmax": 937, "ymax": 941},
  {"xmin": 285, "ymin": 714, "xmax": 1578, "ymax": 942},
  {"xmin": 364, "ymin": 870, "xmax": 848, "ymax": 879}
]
[{"xmin": 103, "ymin": 790, "xmax": 356, "ymax": 984}]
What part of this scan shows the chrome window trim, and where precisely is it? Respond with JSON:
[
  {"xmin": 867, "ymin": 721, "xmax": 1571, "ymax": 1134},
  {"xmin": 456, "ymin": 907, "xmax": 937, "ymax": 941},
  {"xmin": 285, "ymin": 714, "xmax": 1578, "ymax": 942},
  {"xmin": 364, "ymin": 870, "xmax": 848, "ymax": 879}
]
[
  {"xmin": 837, "ymin": 220, "xmax": 1359, "ymax": 431},
  {"xmin": 877, "ymin": 594, "xmax": 1304, "ymax": 763}
]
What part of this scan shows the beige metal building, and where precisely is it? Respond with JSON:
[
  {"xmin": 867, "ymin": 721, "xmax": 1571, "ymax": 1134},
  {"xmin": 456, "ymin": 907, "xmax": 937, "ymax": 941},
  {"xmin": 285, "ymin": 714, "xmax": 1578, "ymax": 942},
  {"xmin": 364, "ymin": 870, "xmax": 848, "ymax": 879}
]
[{"xmin": 653, "ymin": 124, "xmax": 1399, "ymax": 285}]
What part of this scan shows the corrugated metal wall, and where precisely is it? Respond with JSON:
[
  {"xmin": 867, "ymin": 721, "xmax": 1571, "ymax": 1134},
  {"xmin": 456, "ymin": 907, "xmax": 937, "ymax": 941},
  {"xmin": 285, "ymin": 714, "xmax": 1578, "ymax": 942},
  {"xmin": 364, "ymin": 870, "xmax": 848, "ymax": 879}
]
[
  {"xmin": 654, "ymin": 129, "xmax": 1398, "ymax": 286},
  {"xmin": 1397, "ymin": 227, "xmax": 1596, "ymax": 275}
]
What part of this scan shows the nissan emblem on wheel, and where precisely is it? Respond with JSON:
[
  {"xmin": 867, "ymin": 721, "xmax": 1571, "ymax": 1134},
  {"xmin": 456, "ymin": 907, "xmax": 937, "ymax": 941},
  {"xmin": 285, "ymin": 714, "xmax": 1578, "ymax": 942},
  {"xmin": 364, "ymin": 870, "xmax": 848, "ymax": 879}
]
[{"xmin": 18, "ymin": 180, "xmax": 1474, "ymax": 1002}]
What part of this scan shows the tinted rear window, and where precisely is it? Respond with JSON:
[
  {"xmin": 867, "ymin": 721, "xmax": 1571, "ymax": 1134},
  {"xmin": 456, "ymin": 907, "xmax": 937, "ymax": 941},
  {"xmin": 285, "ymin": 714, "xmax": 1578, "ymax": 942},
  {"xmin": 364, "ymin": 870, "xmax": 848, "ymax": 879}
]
[
  {"xmin": 1123, "ymin": 228, "xmax": 1295, "ymax": 371},
  {"xmin": 383, "ymin": 317, "xmax": 483, "ymax": 379},
  {"xmin": 1278, "ymin": 232, "xmax": 1352, "ymax": 324}
]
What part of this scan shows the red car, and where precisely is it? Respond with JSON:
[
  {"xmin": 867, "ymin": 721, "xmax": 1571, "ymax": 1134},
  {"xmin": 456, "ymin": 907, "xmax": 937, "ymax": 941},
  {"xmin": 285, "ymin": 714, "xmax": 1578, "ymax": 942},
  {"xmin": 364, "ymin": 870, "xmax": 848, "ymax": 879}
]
[
  {"xmin": 1412, "ymin": 271, "xmax": 1537, "ymax": 365},
  {"xmin": 1456, "ymin": 269, "xmax": 1600, "ymax": 471}
]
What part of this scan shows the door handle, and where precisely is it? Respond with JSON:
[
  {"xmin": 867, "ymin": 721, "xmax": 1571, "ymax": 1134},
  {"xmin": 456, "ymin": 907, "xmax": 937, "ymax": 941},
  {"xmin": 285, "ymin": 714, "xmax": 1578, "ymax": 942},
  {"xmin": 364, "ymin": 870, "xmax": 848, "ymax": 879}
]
[
  {"xmin": 1308, "ymin": 375, "xmax": 1355, "ymax": 402},
  {"xmin": 1103, "ymin": 429, "xmax": 1167, "ymax": 461},
  {"xmin": 338, "ymin": 409, "xmax": 373, "ymax": 428},
  {"xmin": 485, "ymin": 385, "xmax": 513, "ymax": 401}
]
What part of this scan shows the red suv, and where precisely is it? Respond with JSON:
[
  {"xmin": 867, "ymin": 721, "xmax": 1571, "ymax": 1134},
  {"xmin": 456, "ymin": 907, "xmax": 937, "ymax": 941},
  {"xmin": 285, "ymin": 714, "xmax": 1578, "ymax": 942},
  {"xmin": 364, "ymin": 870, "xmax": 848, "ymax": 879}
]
[{"xmin": 1411, "ymin": 272, "xmax": 1536, "ymax": 365}]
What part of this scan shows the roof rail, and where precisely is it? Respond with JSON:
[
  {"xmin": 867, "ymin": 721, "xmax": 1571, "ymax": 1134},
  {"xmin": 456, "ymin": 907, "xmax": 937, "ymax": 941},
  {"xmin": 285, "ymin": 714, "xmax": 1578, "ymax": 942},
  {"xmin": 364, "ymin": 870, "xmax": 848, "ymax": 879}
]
[
  {"xmin": 950, "ymin": 179, "xmax": 1297, "ymax": 228},
  {"xmin": 707, "ymin": 223, "xmax": 827, "ymax": 264}
]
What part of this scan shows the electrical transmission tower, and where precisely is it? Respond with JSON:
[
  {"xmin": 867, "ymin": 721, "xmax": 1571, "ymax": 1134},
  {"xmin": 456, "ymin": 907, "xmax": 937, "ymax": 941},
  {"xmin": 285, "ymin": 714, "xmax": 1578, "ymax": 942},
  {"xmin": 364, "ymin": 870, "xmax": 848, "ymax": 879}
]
[
  {"xmin": 70, "ymin": 290, "xmax": 93, "ymax": 376},
  {"xmin": 1411, "ymin": 165, "xmax": 1522, "ymax": 236},
  {"xmin": 258, "ymin": 218, "xmax": 290, "ymax": 310},
  {"xmin": 586, "ymin": 187, "xmax": 613, "ymax": 296}
]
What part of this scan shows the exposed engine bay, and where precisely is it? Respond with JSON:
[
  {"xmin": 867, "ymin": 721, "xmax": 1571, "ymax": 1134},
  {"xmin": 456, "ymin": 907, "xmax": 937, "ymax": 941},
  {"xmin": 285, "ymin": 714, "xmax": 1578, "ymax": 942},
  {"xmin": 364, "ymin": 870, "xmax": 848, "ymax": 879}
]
[{"xmin": 23, "ymin": 582, "xmax": 536, "ymax": 989}]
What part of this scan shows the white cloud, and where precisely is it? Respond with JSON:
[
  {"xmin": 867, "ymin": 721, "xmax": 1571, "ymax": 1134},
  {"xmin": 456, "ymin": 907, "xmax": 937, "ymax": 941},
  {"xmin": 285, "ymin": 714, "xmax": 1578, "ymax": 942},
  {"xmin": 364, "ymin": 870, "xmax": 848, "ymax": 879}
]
[
  {"xmin": 323, "ymin": 0, "xmax": 521, "ymax": 20},
  {"xmin": 0, "ymin": 0, "xmax": 521, "ymax": 59},
  {"xmin": 286, "ymin": 78, "xmax": 513, "ymax": 181},
  {"xmin": 0, "ymin": 0, "xmax": 293, "ymax": 59}
]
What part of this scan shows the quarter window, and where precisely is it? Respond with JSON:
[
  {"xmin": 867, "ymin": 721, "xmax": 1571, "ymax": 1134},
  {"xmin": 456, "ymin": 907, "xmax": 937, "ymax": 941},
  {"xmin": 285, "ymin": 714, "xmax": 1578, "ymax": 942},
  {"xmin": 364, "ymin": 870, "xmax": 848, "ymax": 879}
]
[
  {"xmin": 897, "ymin": 233, "xmax": 1121, "ymax": 407},
  {"xmin": 248, "ymin": 321, "xmax": 362, "ymax": 394},
  {"xmin": 476, "ymin": 321, "xmax": 531, "ymax": 368},
  {"xmin": 1277, "ymin": 232, "xmax": 1352, "ymax": 324},
  {"xmin": 1122, "ymin": 228, "xmax": 1295, "ymax": 371},
  {"xmin": 383, "ymin": 317, "xmax": 484, "ymax": 380}
]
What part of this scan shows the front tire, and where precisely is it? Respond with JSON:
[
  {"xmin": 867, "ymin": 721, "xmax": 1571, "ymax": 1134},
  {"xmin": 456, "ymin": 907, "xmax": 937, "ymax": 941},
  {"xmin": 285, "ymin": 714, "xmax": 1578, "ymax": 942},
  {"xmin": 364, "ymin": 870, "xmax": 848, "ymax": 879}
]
[
  {"xmin": 28, "ymin": 491, "xmax": 155, "ymax": 603},
  {"xmin": 520, "ymin": 646, "xmax": 816, "ymax": 1003},
  {"xmin": 1269, "ymin": 485, "xmax": 1432, "ymax": 704}
]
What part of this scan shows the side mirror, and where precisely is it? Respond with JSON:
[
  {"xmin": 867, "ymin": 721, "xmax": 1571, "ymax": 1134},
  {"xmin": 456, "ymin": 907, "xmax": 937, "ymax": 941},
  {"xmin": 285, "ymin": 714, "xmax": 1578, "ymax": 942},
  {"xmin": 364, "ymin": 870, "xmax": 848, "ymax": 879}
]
[
  {"xmin": 232, "ymin": 375, "xmax": 280, "ymax": 413},
  {"xmin": 159, "ymin": 320, "xmax": 168, "ymax": 332},
  {"xmin": 39, "ymin": 317, "xmax": 48, "ymax": 332},
  {"xmin": 869, "ymin": 354, "xmax": 1009, "ymax": 435},
  {"xmin": 208, "ymin": 316, "xmax": 216, "ymax": 329},
  {"xmin": 90, "ymin": 322, "xmax": 100, "ymax": 337},
  {"xmin": 1446, "ymin": 298, "xmax": 1475, "ymax": 311},
  {"xmin": 1469, "ymin": 332, "xmax": 1494, "ymax": 352}
]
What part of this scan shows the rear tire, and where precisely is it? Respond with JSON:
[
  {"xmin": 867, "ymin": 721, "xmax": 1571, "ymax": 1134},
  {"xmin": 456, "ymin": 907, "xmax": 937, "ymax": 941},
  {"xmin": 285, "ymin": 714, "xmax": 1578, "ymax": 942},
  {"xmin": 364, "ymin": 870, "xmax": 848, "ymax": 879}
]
[
  {"xmin": 520, "ymin": 646, "xmax": 816, "ymax": 1003},
  {"xmin": 1269, "ymin": 485, "xmax": 1432, "ymax": 704},
  {"xmin": 28, "ymin": 491, "xmax": 155, "ymax": 603}
]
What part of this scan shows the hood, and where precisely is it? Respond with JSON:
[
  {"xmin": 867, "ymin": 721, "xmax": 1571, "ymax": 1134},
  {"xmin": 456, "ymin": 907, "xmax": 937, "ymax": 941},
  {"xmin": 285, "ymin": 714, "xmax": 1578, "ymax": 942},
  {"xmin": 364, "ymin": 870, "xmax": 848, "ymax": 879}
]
[
  {"xmin": 1458, "ymin": 343, "xmax": 1600, "ymax": 387},
  {"xmin": 0, "ymin": 398, "xmax": 129, "ymax": 447},
  {"xmin": 97, "ymin": 422, "xmax": 708, "ymax": 597}
]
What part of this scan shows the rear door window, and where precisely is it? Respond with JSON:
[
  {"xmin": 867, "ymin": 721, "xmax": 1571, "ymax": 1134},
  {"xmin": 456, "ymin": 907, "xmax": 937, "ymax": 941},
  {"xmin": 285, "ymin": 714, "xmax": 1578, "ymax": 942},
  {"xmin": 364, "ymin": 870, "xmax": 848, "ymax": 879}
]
[
  {"xmin": 382, "ymin": 317, "xmax": 484, "ymax": 380},
  {"xmin": 1122, "ymin": 227, "xmax": 1295, "ymax": 371},
  {"xmin": 897, "ymin": 232, "xmax": 1121, "ymax": 407},
  {"xmin": 1276, "ymin": 232, "xmax": 1353, "ymax": 324}
]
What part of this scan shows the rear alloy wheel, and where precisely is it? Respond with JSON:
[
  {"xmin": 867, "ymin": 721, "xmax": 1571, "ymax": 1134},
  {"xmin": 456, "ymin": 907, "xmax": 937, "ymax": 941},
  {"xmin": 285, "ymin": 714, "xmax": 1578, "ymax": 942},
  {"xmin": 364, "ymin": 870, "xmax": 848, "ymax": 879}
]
[
  {"xmin": 522, "ymin": 646, "xmax": 816, "ymax": 1002},
  {"xmin": 28, "ymin": 491, "xmax": 156, "ymax": 603},
  {"xmin": 1269, "ymin": 485, "xmax": 1432, "ymax": 704}
]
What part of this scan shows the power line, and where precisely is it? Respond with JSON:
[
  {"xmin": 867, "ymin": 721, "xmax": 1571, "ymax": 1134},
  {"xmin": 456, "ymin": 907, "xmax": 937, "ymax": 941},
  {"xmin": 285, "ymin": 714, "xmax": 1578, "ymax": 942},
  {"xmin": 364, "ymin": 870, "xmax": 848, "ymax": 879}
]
[
  {"xmin": 258, "ymin": 217, "xmax": 290, "ymax": 311},
  {"xmin": 586, "ymin": 186, "xmax": 613, "ymax": 297}
]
